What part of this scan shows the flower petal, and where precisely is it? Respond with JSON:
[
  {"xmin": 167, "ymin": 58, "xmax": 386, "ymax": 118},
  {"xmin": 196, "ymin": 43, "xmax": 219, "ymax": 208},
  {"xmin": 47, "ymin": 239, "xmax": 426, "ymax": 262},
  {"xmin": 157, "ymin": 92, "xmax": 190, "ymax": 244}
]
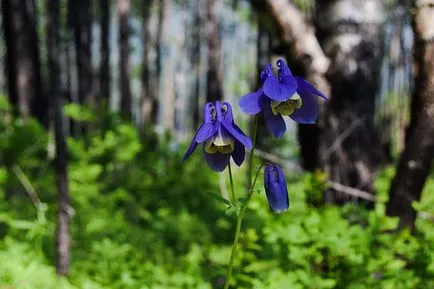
[
  {"xmin": 277, "ymin": 59, "xmax": 293, "ymax": 77},
  {"xmin": 263, "ymin": 74, "xmax": 297, "ymax": 101},
  {"xmin": 266, "ymin": 181, "xmax": 289, "ymax": 213},
  {"xmin": 260, "ymin": 64, "xmax": 274, "ymax": 83},
  {"xmin": 263, "ymin": 101, "xmax": 286, "ymax": 137},
  {"xmin": 221, "ymin": 101, "xmax": 234, "ymax": 123},
  {"xmin": 195, "ymin": 123, "xmax": 217, "ymax": 143},
  {"xmin": 222, "ymin": 121, "xmax": 252, "ymax": 149},
  {"xmin": 203, "ymin": 102, "xmax": 215, "ymax": 123},
  {"xmin": 203, "ymin": 150, "xmax": 230, "ymax": 172},
  {"xmin": 290, "ymin": 92, "xmax": 318, "ymax": 124},
  {"xmin": 239, "ymin": 89, "xmax": 264, "ymax": 115},
  {"xmin": 232, "ymin": 140, "xmax": 245, "ymax": 166},
  {"xmin": 183, "ymin": 139, "xmax": 198, "ymax": 161},
  {"xmin": 295, "ymin": 76, "xmax": 328, "ymax": 100}
]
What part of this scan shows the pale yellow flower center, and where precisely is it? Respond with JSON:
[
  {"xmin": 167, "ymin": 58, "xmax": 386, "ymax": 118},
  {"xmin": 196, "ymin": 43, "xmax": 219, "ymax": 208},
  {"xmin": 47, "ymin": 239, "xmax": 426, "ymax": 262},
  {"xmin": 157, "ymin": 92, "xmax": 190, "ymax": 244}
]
[
  {"xmin": 204, "ymin": 131, "xmax": 234, "ymax": 154},
  {"xmin": 271, "ymin": 93, "xmax": 303, "ymax": 116}
]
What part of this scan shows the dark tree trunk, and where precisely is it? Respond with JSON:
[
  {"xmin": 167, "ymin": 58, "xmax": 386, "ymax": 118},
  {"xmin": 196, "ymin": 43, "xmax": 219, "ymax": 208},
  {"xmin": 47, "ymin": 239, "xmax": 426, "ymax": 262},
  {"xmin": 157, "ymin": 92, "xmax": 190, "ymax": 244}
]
[
  {"xmin": 99, "ymin": 0, "xmax": 110, "ymax": 102},
  {"xmin": 140, "ymin": 0, "xmax": 156, "ymax": 126},
  {"xmin": 191, "ymin": 0, "xmax": 201, "ymax": 128},
  {"xmin": 1, "ymin": 0, "xmax": 46, "ymax": 125},
  {"xmin": 255, "ymin": 19, "xmax": 273, "ymax": 151},
  {"xmin": 117, "ymin": 0, "xmax": 132, "ymax": 120},
  {"xmin": 205, "ymin": 0, "xmax": 223, "ymax": 102},
  {"xmin": 314, "ymin": 0, "xmax": 385, "ymax": 202},
  {"xmin": 155, "ymin": 0, "xmax": 167, "ymax": 119},
  {"xmin": 73, "ymin": 0, "xmax": 93, "ymax": 107},
  {"xmin": 47, "ymin": 0, "xmax": 70, "ymax": 275},
  {"xmin": 386, "ymin": 0, "xmax": 434, "ymax": 230}
]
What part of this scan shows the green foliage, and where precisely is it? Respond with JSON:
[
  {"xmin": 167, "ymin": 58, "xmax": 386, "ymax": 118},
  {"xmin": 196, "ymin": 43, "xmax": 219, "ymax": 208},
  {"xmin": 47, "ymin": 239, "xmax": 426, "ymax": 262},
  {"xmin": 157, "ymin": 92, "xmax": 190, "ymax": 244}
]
[{"xmin": 0, "ymin": 111, "xmax": 433, "ymax": 289}]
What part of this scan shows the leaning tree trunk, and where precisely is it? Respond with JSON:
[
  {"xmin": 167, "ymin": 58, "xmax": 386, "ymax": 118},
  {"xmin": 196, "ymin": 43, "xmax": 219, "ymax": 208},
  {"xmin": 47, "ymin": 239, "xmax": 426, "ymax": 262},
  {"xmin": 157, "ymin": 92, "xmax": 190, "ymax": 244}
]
[
  {"xmin": 386, "ymin": 0, "xmax": 434, "ymax": 230},
  {"xmin": 99, "ymin": 0, "xmax": 110, "ymax": 103},
  {"xmin": 140, "ymin": 0, "xmax": 156, "ymax": 126},
  {"xmin": 205, "ymin": 0, "xmax": 223, "ymax": 102},
  {"xmin": 1, "ymin": 0, "xmax": 46, "ymax": 125},
  {"xmin": 314, "ymin": 0, "xmax": 385, "ymax": 203},
  {"xmin": 117, "ymin": 0, "xmax": 132, "ymax": 120},
  {"xmin": 47, "ymin": 0, "xmax": 71, "ymax": 275}
]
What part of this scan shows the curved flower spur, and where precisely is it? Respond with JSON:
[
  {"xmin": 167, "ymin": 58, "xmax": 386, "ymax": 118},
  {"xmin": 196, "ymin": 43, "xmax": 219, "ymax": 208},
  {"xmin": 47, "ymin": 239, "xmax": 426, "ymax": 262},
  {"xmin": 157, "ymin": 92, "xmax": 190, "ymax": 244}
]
[
  {"xmin": 239, "ymin": 59, "xmax": 328, "ymax": 137},
  {"xmin": 183, "ymin": 101, "xmax": 252, "ymax": 172}
]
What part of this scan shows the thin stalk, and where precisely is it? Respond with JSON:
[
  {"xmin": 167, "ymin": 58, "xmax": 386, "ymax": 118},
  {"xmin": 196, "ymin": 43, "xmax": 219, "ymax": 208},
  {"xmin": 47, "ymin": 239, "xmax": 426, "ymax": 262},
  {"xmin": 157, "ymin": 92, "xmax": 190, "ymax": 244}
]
[
  {"xmin": 228, "ymin": 162, "xmax": 236, "ymax": 206},
  {"xmin": 248, "ymin": 115, "xmax": 259, "ymax": 189},
  {"xmin": 223, "ymin": 214, "xmax": 242, "ymax": 289},
  {"xmin": 224, "ymin": 115, "xmax": 260, "ymax": 289}
]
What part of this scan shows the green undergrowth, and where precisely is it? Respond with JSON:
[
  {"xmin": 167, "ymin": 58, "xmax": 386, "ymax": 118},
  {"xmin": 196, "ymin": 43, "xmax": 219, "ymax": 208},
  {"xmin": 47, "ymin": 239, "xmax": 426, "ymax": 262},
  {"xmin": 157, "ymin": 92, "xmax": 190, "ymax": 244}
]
[{"xmin": 0, "ymin": 106, "xmax": 433, "ymax": 288}]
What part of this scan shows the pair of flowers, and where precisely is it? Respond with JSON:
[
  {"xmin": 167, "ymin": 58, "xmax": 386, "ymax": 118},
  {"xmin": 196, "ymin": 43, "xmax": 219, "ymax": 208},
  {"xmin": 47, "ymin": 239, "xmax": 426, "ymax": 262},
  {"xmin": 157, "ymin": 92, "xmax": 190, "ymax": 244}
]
[{"xmin": 183, "ymin": 60, "xmax": 326, "ymax": 212}]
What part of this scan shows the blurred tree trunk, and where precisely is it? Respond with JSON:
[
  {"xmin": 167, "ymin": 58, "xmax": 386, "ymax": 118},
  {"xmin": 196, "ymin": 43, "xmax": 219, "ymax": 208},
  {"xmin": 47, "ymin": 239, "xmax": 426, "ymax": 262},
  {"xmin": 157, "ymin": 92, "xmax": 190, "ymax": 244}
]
[
  {"xmin": 117, "ymin": 0, "xmax": 132, "ymax": 120},
  {"xmin": 252, "ymin": 0, "xmax": 385, "ymax": 203},
  {"xmin": 140, "ymin": 0, "xmax": 156, "ymax": 126},
  {"xmin": 47, "ymin": 0, "xmax": 70, "ymax": 275},
  {"xmin": 1, "ymin": 0, "xmax": 46, "ymax": 125},
  {"xmin": 314, "ymin": 0, "xmax": 385, "ymax": 202},
  {"xmin": 255, "ymin": 17, "xmax": 272, "ymax": 151},
  {"xmin": 191, "ymin": 0, "xmax": 202, "ymax": 128},
  {"xmin": 73, "ymin": 0, "xmax": 93, "ymax": 109},
  {"xmin": 250, "ymin": 0, "xmax": 330, "ymax": 166},
  {"xmin": 205, "ymin": 0, "xmax": 223, "ymax": 102},
  {"xmin": 386, "ymin": 0, "xmax": 434, "ymax": 230},
  {"xmin": 99, "ymin": 0, "xmax": 110, "ymax": 103},
  {"xmin": 155, "ymin": 0, "xmax": 167, "ymax": 122}
]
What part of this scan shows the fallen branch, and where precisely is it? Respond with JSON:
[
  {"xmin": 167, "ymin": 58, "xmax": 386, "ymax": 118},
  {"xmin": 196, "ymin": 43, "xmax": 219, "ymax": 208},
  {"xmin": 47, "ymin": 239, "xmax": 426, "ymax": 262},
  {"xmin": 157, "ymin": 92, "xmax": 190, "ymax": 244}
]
[{"xmin": 326, "ymin": 181, "xmax": 376, "ymax": 202}]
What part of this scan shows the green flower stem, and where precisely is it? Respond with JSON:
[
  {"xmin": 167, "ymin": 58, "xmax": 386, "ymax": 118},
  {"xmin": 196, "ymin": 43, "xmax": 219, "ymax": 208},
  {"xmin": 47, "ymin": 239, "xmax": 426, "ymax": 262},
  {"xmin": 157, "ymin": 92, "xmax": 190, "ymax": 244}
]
[
  {"xmin": 223, "ymin": 212, "xmax": 242, "ymax": 289},
  {"xmin": 224, "ymin": 115, "xmax": 260, "ymax": 289},
  {"xmin": 228, "ymin": 162, "xmax": 236, "ymax": 206},
  {"xmin": 248, "ymin": 115, "xmax": 259, "ymax": 189}
]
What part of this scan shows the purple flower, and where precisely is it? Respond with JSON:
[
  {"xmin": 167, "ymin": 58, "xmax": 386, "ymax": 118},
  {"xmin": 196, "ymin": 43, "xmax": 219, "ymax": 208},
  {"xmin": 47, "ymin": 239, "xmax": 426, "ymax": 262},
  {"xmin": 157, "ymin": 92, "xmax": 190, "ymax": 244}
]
[
  {"xmin": 239, "ymin": 59, "xmax": 327, "ymax": 137},
  {"xmin": 183, "ymin": 101, "xmax": 252, "ymax": 172},
  {"xmin": 264, "ymin": 164, "xmax": 289, "ymax": 213}
]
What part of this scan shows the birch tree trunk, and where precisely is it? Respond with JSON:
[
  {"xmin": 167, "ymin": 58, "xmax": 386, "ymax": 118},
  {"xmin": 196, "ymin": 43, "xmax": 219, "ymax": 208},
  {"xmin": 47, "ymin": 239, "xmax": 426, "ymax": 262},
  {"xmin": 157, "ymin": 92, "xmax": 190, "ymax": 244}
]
[
  {"xmin": 252, "ymin": 0, "xmax": 385, "ymax": 203},
  {"xmin": 386, "ymin": 0, "xmax": 434, "ymax": 230},
  {"xmin": 314, "ymin": 0, "xmax": 385, "ymax": 202}
]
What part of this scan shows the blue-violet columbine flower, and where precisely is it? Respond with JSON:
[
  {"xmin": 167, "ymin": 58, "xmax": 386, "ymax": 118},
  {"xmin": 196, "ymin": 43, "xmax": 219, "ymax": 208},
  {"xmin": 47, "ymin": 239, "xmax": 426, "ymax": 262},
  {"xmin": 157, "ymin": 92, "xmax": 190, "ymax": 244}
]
[
  {"xmin": 183, "ymin": 101, "xmax": 252, "ymax": 172},
  {"xmin": 264, "ymin": 164, "xmax": 289, "ymax": 213},
  {"xmin": 239, "ymin": 59, "xmax": 327, "ymax": 137}
]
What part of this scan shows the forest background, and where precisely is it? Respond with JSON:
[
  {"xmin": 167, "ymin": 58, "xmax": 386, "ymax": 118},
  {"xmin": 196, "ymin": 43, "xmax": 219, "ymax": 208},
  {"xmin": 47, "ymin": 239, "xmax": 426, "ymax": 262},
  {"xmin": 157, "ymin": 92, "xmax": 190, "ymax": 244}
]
[{"xmin": 0, "ymin": 0, "xmax": 433, "ymax": 288}]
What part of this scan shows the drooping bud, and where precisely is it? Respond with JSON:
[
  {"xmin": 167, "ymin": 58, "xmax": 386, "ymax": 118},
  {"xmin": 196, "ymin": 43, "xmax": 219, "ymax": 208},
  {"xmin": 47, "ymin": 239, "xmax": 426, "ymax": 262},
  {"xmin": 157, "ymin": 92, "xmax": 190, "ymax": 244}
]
[{"xmin": 264, "ymin": 164, "xmax": 289, "ymax": 213}]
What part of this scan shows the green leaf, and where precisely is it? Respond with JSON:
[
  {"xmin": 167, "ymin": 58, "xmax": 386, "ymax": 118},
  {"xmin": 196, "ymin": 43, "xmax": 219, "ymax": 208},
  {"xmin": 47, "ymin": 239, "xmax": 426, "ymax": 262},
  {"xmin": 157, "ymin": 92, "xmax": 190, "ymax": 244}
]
[
  {"xmin": 206, "ymin": 192, "xmax": 231, "ymax": 206},
  {"xmin": 63, "ymin": 103, "xmax": 95, "ymax": 122}
]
